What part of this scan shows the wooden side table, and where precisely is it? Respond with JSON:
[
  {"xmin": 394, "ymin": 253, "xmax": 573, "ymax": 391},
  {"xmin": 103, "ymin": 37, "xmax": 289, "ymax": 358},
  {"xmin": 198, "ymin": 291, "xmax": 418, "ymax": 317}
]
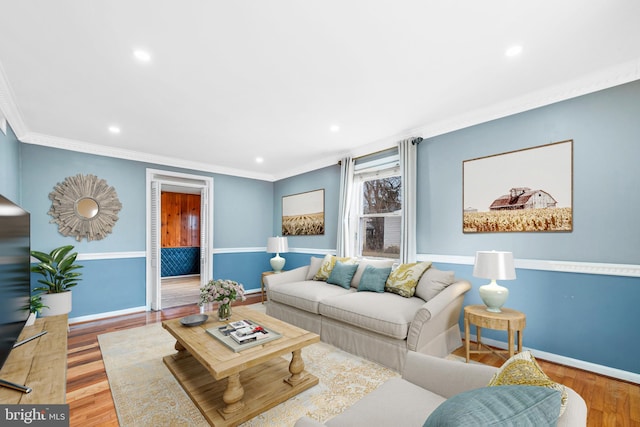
[
  {"xmin": 464, "ymin": 304, "xmax": 526, "ymax": 363},
  {"xmin": 261, "ymin": 271, "xmax": 276, "ymax": 303}
]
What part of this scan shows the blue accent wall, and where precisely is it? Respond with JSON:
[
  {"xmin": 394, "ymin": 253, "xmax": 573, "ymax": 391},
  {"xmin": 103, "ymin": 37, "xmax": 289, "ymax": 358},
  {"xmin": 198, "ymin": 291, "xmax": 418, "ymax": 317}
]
[{"xmin": 0, "ymin": 121, "xmax": 21, "ymax": 203}]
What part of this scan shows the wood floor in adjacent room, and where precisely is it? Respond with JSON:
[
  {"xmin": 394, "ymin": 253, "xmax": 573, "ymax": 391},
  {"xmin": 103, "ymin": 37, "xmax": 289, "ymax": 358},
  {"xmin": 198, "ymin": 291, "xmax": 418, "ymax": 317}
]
[{"xmin": 67, "ymin": 298, "xmax": 639, "ymax": 427}]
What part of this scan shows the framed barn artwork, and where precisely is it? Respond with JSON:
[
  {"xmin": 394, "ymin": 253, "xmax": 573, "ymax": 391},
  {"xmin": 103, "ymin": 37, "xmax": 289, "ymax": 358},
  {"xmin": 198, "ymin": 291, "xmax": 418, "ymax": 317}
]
[
  {"xmin": 282, "ymin": 189, "xmax": 325, "ymax": 235},
  {"xmin": 463, "ymin": 140, "xmax": 573, "ymax": 233}
]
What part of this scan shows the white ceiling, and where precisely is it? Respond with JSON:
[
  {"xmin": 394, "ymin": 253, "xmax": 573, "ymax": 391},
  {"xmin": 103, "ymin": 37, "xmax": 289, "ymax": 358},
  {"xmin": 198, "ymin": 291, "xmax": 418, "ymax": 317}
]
[{"xmin": 1, "ymin": 1, "xmax": 639, "ymax": 181}]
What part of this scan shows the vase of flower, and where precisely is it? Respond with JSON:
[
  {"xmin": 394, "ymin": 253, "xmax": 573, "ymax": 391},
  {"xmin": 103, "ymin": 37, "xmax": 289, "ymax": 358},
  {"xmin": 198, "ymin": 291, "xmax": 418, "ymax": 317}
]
[
  {"xmin": 218, "ymin": 303, "xmax": 231, "ymax": 321},
  {"xmin": 199, "ymin": 279, "xmax": 246, "ymax": 321}
]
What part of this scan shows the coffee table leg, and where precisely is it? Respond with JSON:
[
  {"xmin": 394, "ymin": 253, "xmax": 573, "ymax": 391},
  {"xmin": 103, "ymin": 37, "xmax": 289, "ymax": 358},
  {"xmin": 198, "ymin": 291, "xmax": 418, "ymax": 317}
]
[
  {"xmin": 222, "ymin": 373, "xmax": 245, "ymax": 414},
  {"xmin": 286, "ymin": 349, "xmax": 305, "ymax": 386},
  {"xmin": 171, "ymin": 340, "xmax": 189, "ymax": 360}
]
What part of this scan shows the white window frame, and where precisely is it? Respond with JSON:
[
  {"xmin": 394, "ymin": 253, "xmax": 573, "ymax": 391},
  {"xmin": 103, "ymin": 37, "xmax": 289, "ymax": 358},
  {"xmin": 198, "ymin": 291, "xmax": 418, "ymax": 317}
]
[{"xmin": 350, "ymin": 156, "xmax": 402, "ymax": 259}]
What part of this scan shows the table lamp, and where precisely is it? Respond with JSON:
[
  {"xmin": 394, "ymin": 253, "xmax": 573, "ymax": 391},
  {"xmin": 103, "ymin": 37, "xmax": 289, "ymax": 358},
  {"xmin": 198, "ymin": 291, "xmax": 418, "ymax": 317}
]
[
  {"xmin": 473, "ymin": 250, "xmax": 516, "ymax": 313},
  {"xmin": 267, "ymin": 236, "xmax": 289, "ymax": 273}
]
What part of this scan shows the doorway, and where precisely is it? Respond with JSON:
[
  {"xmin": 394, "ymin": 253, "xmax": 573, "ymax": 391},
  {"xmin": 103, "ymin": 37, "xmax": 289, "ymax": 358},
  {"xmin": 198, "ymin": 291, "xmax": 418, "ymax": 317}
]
[
  {"xmin": 160, "ymin": 190, "xmax": 201, "ymax": 308},
  {"xmin": 146, "ymin": 169, "xmax": 214, "ymax": 311}
]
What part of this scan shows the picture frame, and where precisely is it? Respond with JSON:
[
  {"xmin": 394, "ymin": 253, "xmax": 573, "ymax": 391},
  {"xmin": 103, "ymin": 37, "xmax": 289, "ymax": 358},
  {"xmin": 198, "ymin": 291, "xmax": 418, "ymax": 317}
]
[
  {"xmin": 282, "ymin": 189, "xmax": 325, "ymax": 235},
  {"xmin": 463, "ymin": 140, "xmax": 573, "ymax": 233}
]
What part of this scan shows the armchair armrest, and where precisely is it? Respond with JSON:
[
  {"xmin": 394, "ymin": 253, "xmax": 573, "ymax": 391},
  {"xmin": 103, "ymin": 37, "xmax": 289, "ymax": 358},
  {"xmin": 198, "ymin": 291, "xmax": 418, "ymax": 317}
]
[
  {"xmin": 406, "ymin": 280, "xmax": 470, "ymax": 355},
  {"xmin": 263, "ymin": 266, "xmax": 309, "ymax": 289},
  {"xmin": 403, "ymin": 351, "xmax": 496, "ymax": 398}
]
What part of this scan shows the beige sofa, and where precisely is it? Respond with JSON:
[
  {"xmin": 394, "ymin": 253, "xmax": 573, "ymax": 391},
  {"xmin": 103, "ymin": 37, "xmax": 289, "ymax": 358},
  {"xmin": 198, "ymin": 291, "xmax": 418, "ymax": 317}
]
[
  {"xmin": 264, "ymin": 257, "xmax": 471, "ymax": 372},
  {"xmin": 294, "ymin": 351, "xmax": 587, "ymax": 426}
]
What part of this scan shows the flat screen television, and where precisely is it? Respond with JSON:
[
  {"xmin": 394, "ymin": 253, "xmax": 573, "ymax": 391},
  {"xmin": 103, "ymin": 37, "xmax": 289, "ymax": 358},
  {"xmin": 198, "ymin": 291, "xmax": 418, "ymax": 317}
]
[{"xmin": 0, "ymin": 194, "xmax": 31, "ymax": 373}]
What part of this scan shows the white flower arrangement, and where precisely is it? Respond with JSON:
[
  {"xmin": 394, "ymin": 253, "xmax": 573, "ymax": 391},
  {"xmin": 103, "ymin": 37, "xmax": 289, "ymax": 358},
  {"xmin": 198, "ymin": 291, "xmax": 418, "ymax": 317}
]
[{"xmin": 199, "ymin": 279, "xmax": 246, "ymax": 307}]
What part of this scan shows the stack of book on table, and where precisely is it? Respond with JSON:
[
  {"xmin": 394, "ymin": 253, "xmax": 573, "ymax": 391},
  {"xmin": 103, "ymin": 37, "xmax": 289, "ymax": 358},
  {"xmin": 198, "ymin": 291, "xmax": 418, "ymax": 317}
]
[{"xmin": 207, "ymin": 319, "xmax": 281, "ymax": 352}]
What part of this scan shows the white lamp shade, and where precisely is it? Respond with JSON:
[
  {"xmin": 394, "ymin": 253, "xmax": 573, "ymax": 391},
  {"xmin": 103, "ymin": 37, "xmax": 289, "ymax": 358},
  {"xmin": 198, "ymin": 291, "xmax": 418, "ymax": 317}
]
[
  {"xmin": 473, "ymin": 251, "xmax": 516, "ymax": 280},
  {"xmin": 267, "ymin": 237, "xmax": 289, "ymax": 254},
  {"xmin": 473, "ymin": 251, "xmax": 516, "ymax": 313}
]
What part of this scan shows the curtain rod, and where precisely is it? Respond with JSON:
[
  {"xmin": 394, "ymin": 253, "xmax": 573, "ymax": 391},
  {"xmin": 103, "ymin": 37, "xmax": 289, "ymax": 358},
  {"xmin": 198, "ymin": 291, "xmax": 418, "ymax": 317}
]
[{"xmin": 337, "ymin": 137, "xmax": 423, "ymax": 165}]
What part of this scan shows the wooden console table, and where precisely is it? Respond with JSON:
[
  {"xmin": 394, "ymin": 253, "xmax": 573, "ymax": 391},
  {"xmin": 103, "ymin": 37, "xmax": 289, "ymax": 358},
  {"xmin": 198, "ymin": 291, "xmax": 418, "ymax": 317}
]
[
  {"xmin": 0, "ymin": 314, "xmax": 68, "ymax": 404},
  {"xmin": 464, "ymin": 305, "xmax": 525, "ymax": 363}
]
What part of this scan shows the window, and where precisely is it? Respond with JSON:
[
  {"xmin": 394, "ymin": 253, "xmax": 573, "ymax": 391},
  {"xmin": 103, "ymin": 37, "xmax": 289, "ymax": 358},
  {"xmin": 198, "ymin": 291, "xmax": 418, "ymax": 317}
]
[{"xmin": 352, "ymin": 152, "xmax": 402, "ymax": 259}]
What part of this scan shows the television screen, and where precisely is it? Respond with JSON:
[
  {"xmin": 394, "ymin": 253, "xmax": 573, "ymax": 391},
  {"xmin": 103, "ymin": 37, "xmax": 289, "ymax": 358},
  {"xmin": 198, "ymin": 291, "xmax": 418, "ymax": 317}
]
[{"xmin": 0, "ymin": 194, "xmax": 30, "ymax": 371}]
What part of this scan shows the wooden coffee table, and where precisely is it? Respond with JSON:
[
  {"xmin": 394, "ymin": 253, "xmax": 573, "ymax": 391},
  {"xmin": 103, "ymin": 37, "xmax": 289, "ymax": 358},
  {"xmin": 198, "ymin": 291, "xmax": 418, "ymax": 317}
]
[{"xmin": 162, "ymin": 306, "xmax": 320, "ymax": 426}]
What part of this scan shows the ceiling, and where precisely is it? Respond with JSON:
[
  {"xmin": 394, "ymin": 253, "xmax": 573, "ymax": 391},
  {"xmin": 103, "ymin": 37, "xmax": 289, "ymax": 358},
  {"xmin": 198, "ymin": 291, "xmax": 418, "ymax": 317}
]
[{"xmin": 1, "ymin": 1, "xmax": 639, "ymax": 181}]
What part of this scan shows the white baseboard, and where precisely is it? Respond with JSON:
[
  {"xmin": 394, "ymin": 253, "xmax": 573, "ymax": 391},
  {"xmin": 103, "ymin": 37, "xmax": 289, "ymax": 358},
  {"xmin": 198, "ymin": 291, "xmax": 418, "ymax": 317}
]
[
  {"xmin": 69, "ymin": 306, "xmax": 147, "ymax": 324},
  {"xmin": 465, "ymin": 333, "xmax": 640, "ymax": 384}
]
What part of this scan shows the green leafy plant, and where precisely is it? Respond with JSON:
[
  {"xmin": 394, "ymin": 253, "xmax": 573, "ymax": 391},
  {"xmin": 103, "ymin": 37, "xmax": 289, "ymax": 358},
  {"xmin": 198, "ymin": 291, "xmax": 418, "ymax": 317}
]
[
  {"xmin": 25, "ymin": 293, "xmax": 48, "ymax": 315},
  {"xmin": 31, "ymin": 245, "xmax": 83, "ymax": 294}
]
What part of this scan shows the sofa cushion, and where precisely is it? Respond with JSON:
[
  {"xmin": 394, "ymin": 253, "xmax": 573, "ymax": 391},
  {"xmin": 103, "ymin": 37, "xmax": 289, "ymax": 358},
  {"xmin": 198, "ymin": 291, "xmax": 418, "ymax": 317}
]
[
  {"xmin": 327, "ymin": 261, "xmax": 359, "ymax": 289},
  {"xmin": 268, "ymin": 280, "xmax": 354, "ymax": 314},
  {"xmin": 325, "ymin": 378, "xmax": 445, "ymax": 427},
  {"xmin": 415, "ymin": 268, "xmax": 455, "ymax": 301},
  {"xmin": 357, "ymin": 265, "xmax": 392, "ymax": 293},
  {"xmin": 423, "ymin": 385, "xmax": 561, "ymax": 427},
  {"xmin": 305, "ymin": 256, "xmax": 325, "ymax": 280},
  {"xmin": 319, "ymin": 291, "xmax": 424, "ymax": 339},
  {"xmin": 385, "ymin": 262, "xmax": 432, "ymax": 298},
  {"xmin": 314, "ymin": 254, "xmax": 357, "ymax": 281},
  {"xmin": 488, "ymin": 350, "xmax": 568, "ymax": 415},
  {"xmin": 351, "ymin": 259, "xmax": 395, "ymax": 288}
]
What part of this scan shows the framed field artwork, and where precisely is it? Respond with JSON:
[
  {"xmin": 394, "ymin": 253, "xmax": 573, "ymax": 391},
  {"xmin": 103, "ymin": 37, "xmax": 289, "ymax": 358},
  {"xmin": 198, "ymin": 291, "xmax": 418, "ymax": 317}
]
[
  {"xmin": 282, "ymin": 189, "xmax": 325, "ymax": 235},
  {"xmin": 463, "ymin": 140, "xmax": 573, "ymax": 233}
]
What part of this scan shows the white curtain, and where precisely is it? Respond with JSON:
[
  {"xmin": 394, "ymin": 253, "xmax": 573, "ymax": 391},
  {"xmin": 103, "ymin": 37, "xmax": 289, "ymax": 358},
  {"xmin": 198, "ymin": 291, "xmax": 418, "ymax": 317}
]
[
  {"xmin": 398, "ymin": 139, "xmax": 418, "ymax": 264},
  {"xmin": 336, "ymin": 157, "xmax": 355, "ymax": 257}
]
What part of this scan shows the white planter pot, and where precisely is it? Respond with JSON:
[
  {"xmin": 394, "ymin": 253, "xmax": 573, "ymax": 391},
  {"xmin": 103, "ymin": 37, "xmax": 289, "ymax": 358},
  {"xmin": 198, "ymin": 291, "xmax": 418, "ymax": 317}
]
[
  {"xmin": 25, "ymin": 312, "xmax": 37, "ymax": 326},
  {"xmin": 40, "ymin": 291, "xmax": 72, "ymax": 317}
]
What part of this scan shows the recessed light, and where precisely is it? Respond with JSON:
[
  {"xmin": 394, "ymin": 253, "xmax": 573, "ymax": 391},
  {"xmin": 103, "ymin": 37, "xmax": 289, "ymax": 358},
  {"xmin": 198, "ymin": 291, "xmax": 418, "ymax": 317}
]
[
  {"xmin": 255, "ymin": 157, "xmax": 264, "ymax": 164},
  {"xmin": 133, "ymin": 49, "xmax": 151, "ymax": 62},
  {"xmin": 330, "ymin": 125, "xmax": 340, "ymax": 132},
  {"xmin": 505, "ymin": 45, "xmax": 523, "ymax": 57},
  {"xmin": 108, "ymin": 126, "xmax": 121, "ymax": 134}
]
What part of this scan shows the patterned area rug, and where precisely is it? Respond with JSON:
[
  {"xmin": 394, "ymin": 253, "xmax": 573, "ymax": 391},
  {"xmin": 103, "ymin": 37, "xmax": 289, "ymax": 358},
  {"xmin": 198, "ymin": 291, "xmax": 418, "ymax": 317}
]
[{"xmin": 98, "ymin": 309, "xmax": 399, "ymax": 426}]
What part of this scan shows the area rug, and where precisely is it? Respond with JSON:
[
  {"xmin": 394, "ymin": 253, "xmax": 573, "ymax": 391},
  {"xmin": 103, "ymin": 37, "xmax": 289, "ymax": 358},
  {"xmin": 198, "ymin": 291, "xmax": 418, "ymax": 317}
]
[{"xmin": 98, "ymin": 312, "xmax": 400, "ymax": 426}]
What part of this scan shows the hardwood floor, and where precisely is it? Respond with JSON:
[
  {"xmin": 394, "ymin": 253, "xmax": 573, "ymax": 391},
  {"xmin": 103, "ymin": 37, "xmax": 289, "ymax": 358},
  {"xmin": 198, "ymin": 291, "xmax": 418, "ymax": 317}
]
[{"xmin": 67, "ymin": 299, "xmax": 639, "ymax": 426}]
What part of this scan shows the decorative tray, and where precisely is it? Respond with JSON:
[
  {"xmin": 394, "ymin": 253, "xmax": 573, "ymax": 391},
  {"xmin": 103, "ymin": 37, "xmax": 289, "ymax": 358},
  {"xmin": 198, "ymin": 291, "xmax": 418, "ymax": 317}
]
[{"xmin": 180, "ymin": 314, "xmax": 208, "ymax": 327}]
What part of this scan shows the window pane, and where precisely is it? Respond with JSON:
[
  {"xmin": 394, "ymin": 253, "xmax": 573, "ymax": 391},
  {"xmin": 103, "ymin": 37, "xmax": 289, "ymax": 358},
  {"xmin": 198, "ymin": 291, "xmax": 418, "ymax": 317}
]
[
  {"xmin": 360, "ymin": 216, "xmax": 401, "ymax": 258},
  {"xmin": 362, "ymin": 176, "xmax": 401, "ymax": 214}
]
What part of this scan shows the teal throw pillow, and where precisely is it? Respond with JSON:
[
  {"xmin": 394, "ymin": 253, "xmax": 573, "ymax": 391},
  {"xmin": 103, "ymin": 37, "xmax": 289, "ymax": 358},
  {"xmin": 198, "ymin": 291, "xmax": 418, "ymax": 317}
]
[
  {"xmin": 327, "ymin": 261, "xmax": 359, "ymax": 289},
  {"xmin": 357, "ymin": 265, "xmax": 392, "ymax": 293},
  {"xmin": 423, "ymin": 385, "xmax": 561, "ymax": 427}
]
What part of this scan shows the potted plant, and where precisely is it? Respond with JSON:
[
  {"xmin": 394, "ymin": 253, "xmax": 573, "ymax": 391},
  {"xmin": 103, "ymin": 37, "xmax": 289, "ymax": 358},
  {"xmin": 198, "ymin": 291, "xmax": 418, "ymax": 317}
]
[
  {"xmin": 31, "ymin": 245, "xmax": 83, "ymax": 317},
  {"xmin": 24, "ymin": 292, "xmax": 48, "ymax": 326},
  {"xmin": 199, "ymin": 279, "xmax": 246, "ymax": 320}
]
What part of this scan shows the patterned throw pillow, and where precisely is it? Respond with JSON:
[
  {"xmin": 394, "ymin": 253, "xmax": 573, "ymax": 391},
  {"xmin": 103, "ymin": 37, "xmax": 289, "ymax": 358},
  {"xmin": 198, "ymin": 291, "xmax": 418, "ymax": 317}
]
[
  {"xmin": 488, "ymin": 350, "xmax": 568, "ymax": 416},
  {"xmin": 384, "ymin": 262, "xmax": 432, "ymax": 298},
  {"xmin": 313, "ymin": 254, "xmax": 356, "ymax": 281}
]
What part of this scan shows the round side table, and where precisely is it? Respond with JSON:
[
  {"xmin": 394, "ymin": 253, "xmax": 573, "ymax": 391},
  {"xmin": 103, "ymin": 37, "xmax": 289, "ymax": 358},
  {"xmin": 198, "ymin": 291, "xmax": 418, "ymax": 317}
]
[{"xmin": 464, "ymin": 304, "xmax": 526, "ymax": 363}]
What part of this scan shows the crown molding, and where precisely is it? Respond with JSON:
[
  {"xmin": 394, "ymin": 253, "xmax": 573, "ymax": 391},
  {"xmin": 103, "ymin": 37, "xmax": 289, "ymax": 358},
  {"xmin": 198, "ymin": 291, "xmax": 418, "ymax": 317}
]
[
  {"xmin": 412, "ymin": 58, "xmax": 640, "ymax": 140},
  {"xmin": 3, "ymin": 58, "xmax": 639, "ymax": 182},
  {"xmin": 19, "ymin": 131, "xmax": 276, "ymax": 182}
]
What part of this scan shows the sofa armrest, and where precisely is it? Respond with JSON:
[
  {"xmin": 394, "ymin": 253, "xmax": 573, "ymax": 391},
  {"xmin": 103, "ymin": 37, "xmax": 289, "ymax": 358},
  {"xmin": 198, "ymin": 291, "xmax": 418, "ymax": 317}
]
[
  {"xmin": 406, "ymin": 280, "xmax": 470, "ymax": 355},
  {"xmin": 403, "ymin": 351, "xmax": 496, "ymax": 398},
  {"xmin": 263, "ymin": 266, "xmax": 309, "ymax": 289}
]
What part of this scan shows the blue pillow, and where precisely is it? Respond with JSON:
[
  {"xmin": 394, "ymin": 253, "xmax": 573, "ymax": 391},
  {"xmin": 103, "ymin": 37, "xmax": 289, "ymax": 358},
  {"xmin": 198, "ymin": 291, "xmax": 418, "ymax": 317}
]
[
  {"xmin": 423, "ymin": 385, "xmax": 561, "ymax": 427},
  {"xmin": 327, "ymin": 261, "xmax": 359, "ymax": 289},
  {"xmin": 357, "ymin": 265, "xmax": 392, "ymax": 293}
]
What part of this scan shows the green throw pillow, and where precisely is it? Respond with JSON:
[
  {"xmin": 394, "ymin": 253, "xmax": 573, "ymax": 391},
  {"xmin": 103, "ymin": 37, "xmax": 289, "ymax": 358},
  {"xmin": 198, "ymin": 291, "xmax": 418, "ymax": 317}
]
[
  {"xmin": 385, "ymin": 262, "xmax": 431, "ymax": 298},
  {"xmin": 327, "ymin": 261, "xmax": 359, "ymax": 289},
  {"xmin": 423, "ymin": 385, "xmax": 561, "ymax": 427},
  {"xmin": 357, "ymin": 265, "xmax": 392, "ymax": 293}
]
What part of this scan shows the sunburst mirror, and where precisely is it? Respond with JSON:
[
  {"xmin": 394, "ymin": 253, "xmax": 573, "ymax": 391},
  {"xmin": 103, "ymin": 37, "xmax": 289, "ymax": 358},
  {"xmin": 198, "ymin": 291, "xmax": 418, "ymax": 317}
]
[{"xmin": 48, "ymin": 173, "xmax": 122, "ymax": 241}]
